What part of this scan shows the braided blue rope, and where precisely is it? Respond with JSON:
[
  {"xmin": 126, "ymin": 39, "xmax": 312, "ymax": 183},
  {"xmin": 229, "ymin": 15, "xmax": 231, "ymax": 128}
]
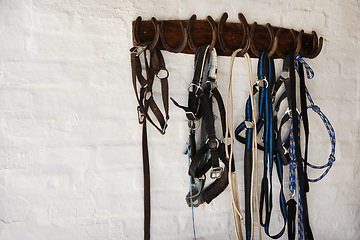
[
  {"xmin": 289, "ymin": 117, "xmax": 296, "ymax": 196},
  {"xmin": 289, "ymin": 113, "xmax": 304, "ymax": 240},
  {"xmin": 185, "ymin": 138, "xmax": 197, "ymax": 240},
  {"xmin": 303, "ymin": 87, "xmax": 336, "ymax": 182},
  {"xmin": 297, "ymin": 184, "xmax": 304, "ymax": 240},
  {"xmin": 294, "ymin": 54, "xmax": 314, "ymax": 79},
  {"xmin": 291, "ymin": 55, "xmax": 336, "ymax": 240},
  {"xmin": 294, "ymin": 55, "xmax": 336, "ymax": 183}
]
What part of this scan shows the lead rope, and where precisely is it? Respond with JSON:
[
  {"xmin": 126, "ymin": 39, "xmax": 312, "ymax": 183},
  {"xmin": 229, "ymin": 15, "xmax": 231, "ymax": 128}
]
[
  {"xmin": 288, "ymin": 54, "xmax": 336, "ymax": 240},
  {"xmin": 226, "ymin": 49, "xmax": 244, "ymax": 240},
  {"xmin": 185, "ymin": 138, "xmax": 197, "ymax": 240},
  {"xmin": 246, "ymin": 53, "xmax": 262, "ymax": 240},
  {"xmin": 294, "ymin": 55, "xmax": 336, "ymax": 183},
  {"xmin": 226, "ymin": 49, "xmax": 262, "ymax": 240}
]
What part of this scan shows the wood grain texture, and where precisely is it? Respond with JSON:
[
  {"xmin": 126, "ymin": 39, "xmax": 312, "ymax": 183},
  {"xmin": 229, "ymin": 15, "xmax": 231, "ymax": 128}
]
[{"xmin": 132, "ymin": 18, "xmax": 320, "ymax": 58}]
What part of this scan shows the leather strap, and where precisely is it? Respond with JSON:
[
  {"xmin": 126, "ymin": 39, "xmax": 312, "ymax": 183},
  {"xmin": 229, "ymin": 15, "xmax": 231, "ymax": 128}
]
[{"xmin": 130, "ymin": 45, "xmax": 169, "ymax": 240}]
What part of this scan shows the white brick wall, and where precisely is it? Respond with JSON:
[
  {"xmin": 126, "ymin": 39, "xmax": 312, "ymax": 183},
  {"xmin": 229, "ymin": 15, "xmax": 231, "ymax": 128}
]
[{"xmin": 0, "ymin": 0, "xmax": 359, "ymax": 239}]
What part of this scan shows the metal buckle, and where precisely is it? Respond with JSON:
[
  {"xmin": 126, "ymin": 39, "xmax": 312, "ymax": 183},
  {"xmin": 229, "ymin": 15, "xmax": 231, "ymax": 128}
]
[
  {"xmin": 185, "ymin": 190, "xmax": 203, "ymax": 207},
  {"xmin": 137, "ymin": 106, "xmax": 144, "ymax": 124},
  {"xmin": 131, "ymin": 45, "xmax": 147, "ymax": 56},
  {"xmin": 210, "ymin": 167, "xmax": 223, "ymax": 179},
  {"xmin": 290, "ymin": 189, "xmax": 296, "ymax": 199},
  {"xmin": 188, "ymin": 83, "xmax": 202, "ymax": 96},
  {"xmin": 205, "ymin": 138, "xmax": 219, "ymax": 149},
  {"xmin": 285, "ymin": 108, "xmax": 301, "ymax": 117},
  {"xmin": 185, "ymin": 112, "xmax": 197, "ymax": 121},
  {"xmin": 244, "ymin": 121, "xmax": 254, "ymax": 129},
  {"xmin": 188, "ymin": 120, "xmax": 199, "ymax": 130},
  {"xmin": 282, "ymin": 143, "xmax": 289, "ymax": 155},
  {"xmin": 285, "ymin": 108, "xmax": 292, "ymax": 117},
  {"xmin": 280, "ymin": 71, "xmax": 289, "ymax": 80},
  {"xmin": 204, "ymin": 79, "xmax": 218, "ymax": 90},
  {"xmin": 255, "ymin": 78, "xmax": 268, "ymax": 88}
]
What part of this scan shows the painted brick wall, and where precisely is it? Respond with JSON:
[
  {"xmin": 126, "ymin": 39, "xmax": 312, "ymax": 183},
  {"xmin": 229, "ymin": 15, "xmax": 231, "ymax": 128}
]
[{"xmin": 0, "ymin": 0, "xmax": 359, "ymax": 239}]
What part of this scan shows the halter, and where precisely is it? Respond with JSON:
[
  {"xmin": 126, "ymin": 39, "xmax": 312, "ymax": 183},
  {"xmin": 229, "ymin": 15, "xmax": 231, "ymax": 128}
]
[
  {"xmin": 235, "ymin": 51, "xmax": 287, "ymax": 239},
  {"xmin": 172, "ymin": 45, "xmax": 231, "ymax": 210},
  {"xmin": 273, "ymin": 53, "xmax": 335, "ymax": 240},
  {"xmin": 130, "ymin": 44, "xmax": 170, "ymax": 240}
]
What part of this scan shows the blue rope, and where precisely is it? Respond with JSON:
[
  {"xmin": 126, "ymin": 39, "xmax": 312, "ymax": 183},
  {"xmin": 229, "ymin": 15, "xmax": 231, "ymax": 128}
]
[
  {"xmin": 295, "ymin": 55, "xmax": 336, "ymax": 182},
  {"xmin": 289, "ymin": 112, "xmax": 304, "ymax": 240},
  {"xmin": 185, "ymin": 138, "xmax": 197, "ymax": 240},
  {"xmin": 294, "ymin": 54, "xmax": 314, "ymax": 79},
  {"xmin": 290, "ymin": 55, "xmax": 336, "ymax": 240}
]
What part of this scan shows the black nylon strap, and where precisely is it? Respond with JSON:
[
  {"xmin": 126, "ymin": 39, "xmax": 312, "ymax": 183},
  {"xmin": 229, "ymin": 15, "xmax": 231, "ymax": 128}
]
[
  {"xmin": 297, "ymin": 61, "xmax": 313, "ymax": 240},
  {"xmin": 289, "ymin": 53, "xmax": 313, "ymax": 240},
  {"xmin": 287, "ymin": 199, "xmax": 297, "ymax": 240}
]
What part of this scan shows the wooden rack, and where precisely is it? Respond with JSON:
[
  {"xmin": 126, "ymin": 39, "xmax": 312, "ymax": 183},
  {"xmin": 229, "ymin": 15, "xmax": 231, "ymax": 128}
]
[{"xmin": 132, "ymin": 13, "xmax": 323, "ymax": 59}]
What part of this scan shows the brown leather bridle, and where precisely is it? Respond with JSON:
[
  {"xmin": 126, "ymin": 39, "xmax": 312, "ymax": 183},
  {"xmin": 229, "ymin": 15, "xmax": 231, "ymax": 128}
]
[{"xmin": 130, "ymin": 43, "xmax": 169, "ymax": 240}]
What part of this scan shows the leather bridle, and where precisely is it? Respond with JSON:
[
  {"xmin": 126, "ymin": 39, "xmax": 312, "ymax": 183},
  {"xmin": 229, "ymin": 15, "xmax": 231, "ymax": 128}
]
[{"xmin": 130, "ymin": 43, "xmax": 170, "ymax": 240}]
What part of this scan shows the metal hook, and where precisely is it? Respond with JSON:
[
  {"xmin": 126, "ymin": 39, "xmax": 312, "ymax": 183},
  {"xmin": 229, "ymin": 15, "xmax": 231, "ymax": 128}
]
[
  {"xmin": 249, "ymin": 22, "xmax": 274, "ymax": 57},
  {"xmin": 293, "ymin": 29, "xmax": 304, "ymax": 57},
  {"xmin": 160, "ymin": 20, "xmax": 188, "ymax": 53},
  {"xmin": 217, "ymin": 12, "xmax": 249, "ymax": 56},
  {"xmin": 275, "ymin": 28, "xmax": 297, "ymax": 58},
  {"xmin": 218, "ymin": 12, "xmax": 232, "ymax": 55},
  {"xmin": 187, "ymin": 14, "xmax": 198, "ymax": 52},
  {"xmin": 187, "ymin": 14, "xmax": 217, "ymax": 52},
  {"xmin": 235, "ymin": 13, "xmax": 251, "ymax": 57},
  {"xmin": 267, "ymin": 23, "xmax": 277, "ymax": 57},
  {"xmin": 132, "ymin": 16, "xmax": 160, "ymax": 50},
  {"xmin": 306, "ymin": 31, "xmax": 323, "ymax": 58},
  {"xmin": 206, "ymin": 15, "xmax": 217, "ymax": 51}
]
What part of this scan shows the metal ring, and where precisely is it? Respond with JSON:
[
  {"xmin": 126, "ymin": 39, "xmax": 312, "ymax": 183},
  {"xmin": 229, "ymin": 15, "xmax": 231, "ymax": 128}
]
[
  {"xmin": 256, "ymin": 78, "xmax": 268, "ymax": 88},
  {"xmin": 156, "ymin": 68, "xmax": 169, "ymax": 79},
  {"xmin": 206, "ymin": 138, "xmax": 220, "ymax": 149},
  {"xmin": 188, "ymin": 83, "xmax": 202, "ymax": 95}
]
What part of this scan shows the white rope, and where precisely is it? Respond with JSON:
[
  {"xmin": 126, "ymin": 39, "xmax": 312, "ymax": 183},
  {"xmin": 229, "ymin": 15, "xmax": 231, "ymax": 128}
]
[
  {"xmin": 225, "ymin": 49, "xmax": 244, "ymax": 240},
  {"xmin": 245, "ymin": 54, "xmax": 262, "ymax": 240},
  {"xmin": 225, "ymin": 49, "xmax": 262, "ymax": 240}
]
